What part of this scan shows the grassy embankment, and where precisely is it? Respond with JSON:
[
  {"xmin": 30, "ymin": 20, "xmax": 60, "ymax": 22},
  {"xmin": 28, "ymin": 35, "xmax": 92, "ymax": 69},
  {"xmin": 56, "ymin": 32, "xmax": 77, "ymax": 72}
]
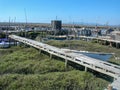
[{"xmin": 0, "ymin": 46, "xmax": 109, "ymax": 90}]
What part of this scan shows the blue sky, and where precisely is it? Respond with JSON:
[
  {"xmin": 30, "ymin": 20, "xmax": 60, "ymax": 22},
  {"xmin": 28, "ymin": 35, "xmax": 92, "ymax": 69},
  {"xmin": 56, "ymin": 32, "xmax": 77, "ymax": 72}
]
[{"xmin": 0, "ymin": 0, "xmax": 120, "ymax": 25}]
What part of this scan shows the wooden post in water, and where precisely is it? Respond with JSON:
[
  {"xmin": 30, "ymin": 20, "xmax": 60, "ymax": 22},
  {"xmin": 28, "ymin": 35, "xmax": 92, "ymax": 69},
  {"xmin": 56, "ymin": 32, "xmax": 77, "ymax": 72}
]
[{"xmin": 14, "ymin": 40, "xmax": 16, "ymax": 46}]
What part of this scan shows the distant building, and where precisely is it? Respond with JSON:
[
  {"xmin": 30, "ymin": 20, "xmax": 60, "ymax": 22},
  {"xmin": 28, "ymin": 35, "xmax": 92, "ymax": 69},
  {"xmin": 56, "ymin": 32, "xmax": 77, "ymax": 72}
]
[
  {"xmin": 100, "ymin": 29, "xmax": 107, "ymax": 36},
  {"xmin": 91, "ymin": 29, "xmax": 99, "ymax": 37},
  {"xmin": 78, "ymin": 28, "xmax": 91, "ymax": 36},
  {"xmin": 107, "ymin": 28, "xmax": 114, "ymax": 34},
  {"xmin": 111, "ymin": 31, "xmax": 120, "ymax": 41},
  {"xmin": 51, "ymin": 20, "xmax": 62, "ymax": 30},
  {"xmin": 97, "ymin": 28, "xmax": 114, "ymax": 36}
]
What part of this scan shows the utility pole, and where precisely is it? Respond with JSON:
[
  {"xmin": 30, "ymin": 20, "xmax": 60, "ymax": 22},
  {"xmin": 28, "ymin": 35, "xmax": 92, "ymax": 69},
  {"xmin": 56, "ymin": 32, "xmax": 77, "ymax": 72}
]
[
  {"xmin": 24, "ymin": 8, "xmax": 27, "ymax": 38},
  {"xmin": 6, "ymin": 16, "xmax": 11, "ymax": 38},
  {"xmin": 7, "ymin": 16, "xmax": 11, "ymax": 47},
  {"xmin": 9, "ymin": 16, "xmax": 11, "ymax": 29},
  {"xmin": 56, "ymin": 16, "xmax": 57, "ymax": 20},
  {"xmin": 14, "ymin": 17, "xmax": 16, "ymax": 30},
  {"xmin": 14, "ymin": 17, "xmax": 16, "ymax": 23}
]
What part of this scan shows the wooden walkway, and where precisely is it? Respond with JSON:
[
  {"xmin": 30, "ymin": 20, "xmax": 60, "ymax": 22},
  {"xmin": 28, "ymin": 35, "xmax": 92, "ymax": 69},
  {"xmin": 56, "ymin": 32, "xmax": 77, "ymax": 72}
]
[{"xmin": 9, "ymin": 35, "xmax": 120, "ymax": 90}]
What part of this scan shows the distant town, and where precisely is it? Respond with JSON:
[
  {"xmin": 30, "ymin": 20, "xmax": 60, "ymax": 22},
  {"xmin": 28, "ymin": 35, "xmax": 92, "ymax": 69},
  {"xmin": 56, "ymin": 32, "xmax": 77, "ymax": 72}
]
[{"xmin": 0, "ymin": 20, "xmax": 120, "ymax": 48}]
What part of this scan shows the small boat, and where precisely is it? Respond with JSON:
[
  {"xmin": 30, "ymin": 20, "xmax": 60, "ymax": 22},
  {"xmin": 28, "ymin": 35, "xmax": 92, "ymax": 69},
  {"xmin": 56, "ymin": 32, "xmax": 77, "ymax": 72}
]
[{"xmin": 0, "ymin": 41, "xmax": 10, "ymax": 48}]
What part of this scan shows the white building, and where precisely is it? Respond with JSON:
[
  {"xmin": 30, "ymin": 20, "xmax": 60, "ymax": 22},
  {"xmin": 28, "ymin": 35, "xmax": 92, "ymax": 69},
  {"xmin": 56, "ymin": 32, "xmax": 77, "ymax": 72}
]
[{"xmin": 111, "ymin": 31, "xmax": 120, "ymax": 41}]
